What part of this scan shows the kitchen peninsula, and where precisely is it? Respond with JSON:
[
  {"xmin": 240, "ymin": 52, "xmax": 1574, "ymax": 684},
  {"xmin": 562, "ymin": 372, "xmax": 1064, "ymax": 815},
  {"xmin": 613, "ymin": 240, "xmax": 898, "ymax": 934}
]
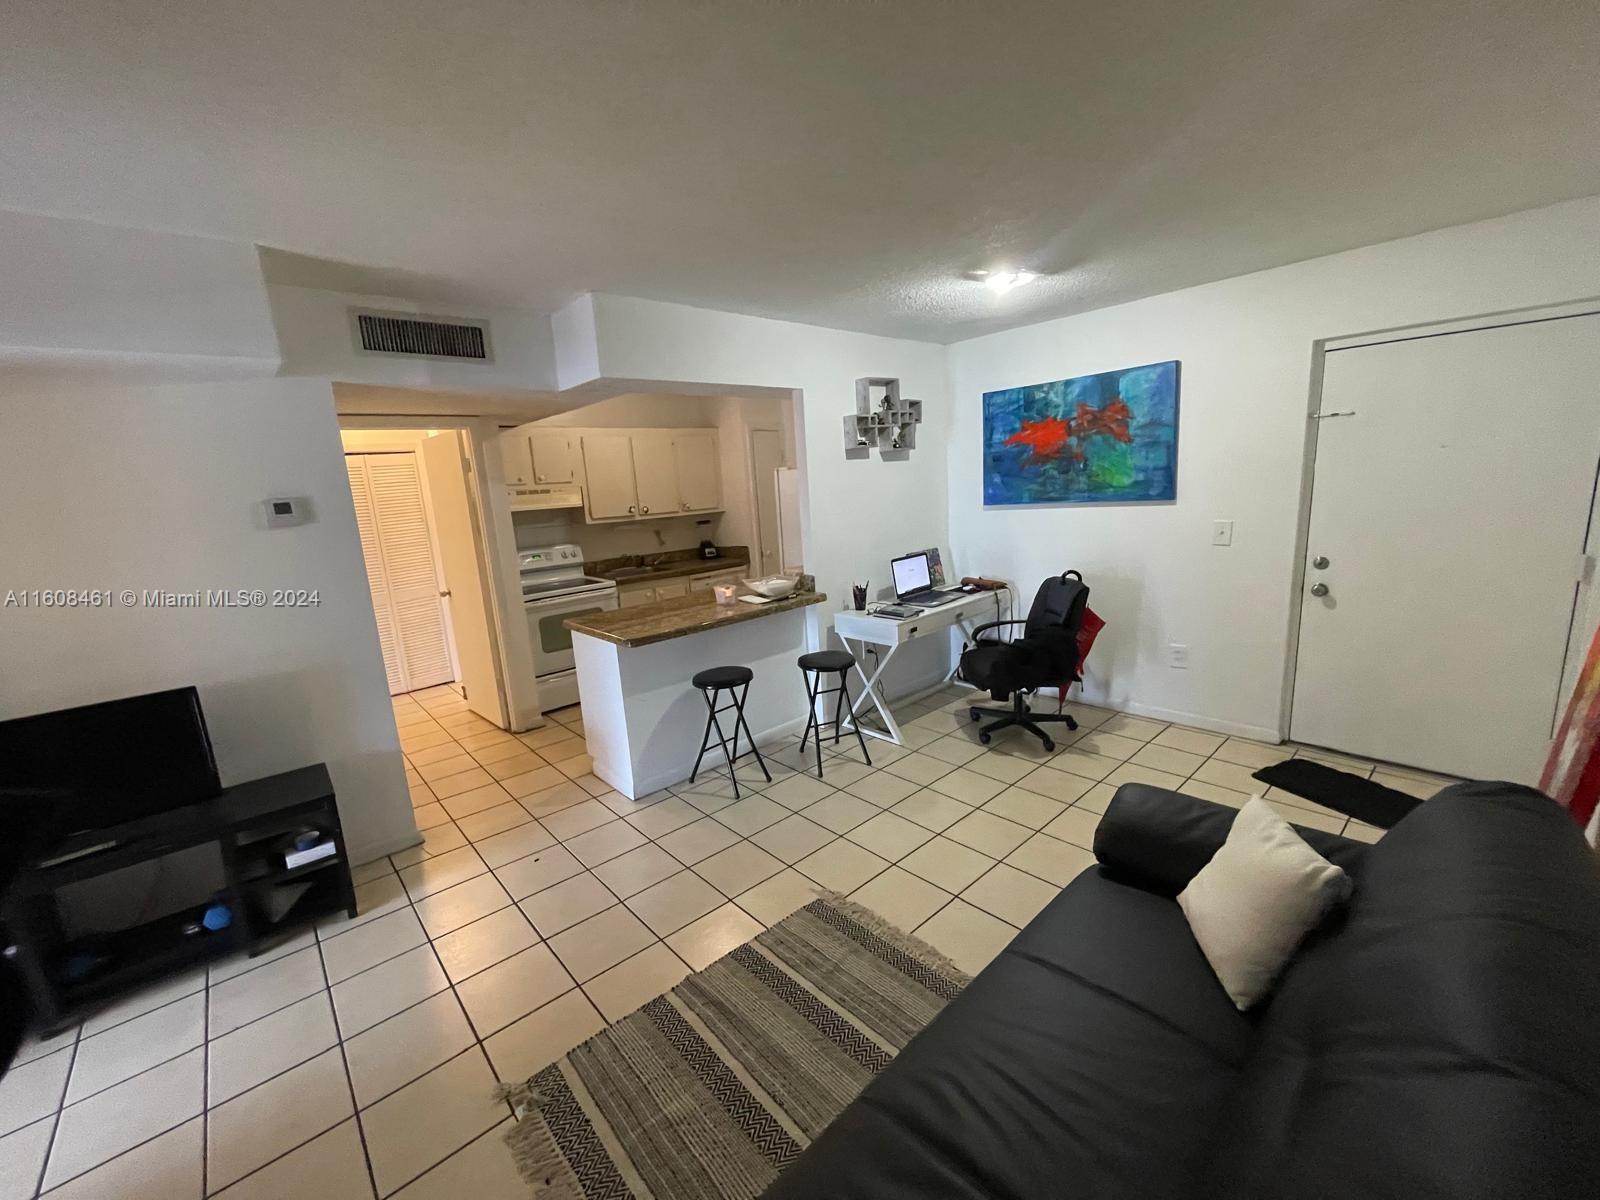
[{"xmin": 566, "ymin": 589, "xmax": 827, "ymax": 798}]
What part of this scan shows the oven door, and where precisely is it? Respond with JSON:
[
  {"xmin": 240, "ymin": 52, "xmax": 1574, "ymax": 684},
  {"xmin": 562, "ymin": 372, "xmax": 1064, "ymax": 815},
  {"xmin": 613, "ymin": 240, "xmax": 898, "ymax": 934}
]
[{"xmin": 525, "ymin": 590, "xmax": 618, "ymax": 677}]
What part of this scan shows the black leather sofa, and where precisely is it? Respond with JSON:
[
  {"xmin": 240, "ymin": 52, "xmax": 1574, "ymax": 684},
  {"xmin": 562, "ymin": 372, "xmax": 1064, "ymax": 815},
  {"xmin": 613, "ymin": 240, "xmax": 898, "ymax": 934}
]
[{"xmin": 766, "ymin": 781, "xmax": 1600, "ymax": 1199}]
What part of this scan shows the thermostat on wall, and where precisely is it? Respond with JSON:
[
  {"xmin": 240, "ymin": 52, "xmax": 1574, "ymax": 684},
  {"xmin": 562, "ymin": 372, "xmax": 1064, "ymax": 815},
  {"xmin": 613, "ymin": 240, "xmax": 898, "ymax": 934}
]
[{"xmin": 261, "ymin": 497, "xmax": 313, "ymax": 528}]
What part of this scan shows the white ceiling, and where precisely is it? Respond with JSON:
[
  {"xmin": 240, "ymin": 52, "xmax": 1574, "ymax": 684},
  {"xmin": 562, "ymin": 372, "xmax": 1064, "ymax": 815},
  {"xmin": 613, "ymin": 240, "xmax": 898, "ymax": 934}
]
[{"xmin": 5, "ymin": 1, "xmax": 1599, "ymax": 342}]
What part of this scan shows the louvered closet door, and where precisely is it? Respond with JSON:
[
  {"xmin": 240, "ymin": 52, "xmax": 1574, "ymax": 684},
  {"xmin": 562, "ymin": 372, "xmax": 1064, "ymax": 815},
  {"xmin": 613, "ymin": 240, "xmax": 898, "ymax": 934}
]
[
  {"xmin": 348, "ymin": 454, "xmax": 456, "ymax": 694},
  {"xmin": 348, "ymin": 457, "xmax": 404, "ymax": 693}
]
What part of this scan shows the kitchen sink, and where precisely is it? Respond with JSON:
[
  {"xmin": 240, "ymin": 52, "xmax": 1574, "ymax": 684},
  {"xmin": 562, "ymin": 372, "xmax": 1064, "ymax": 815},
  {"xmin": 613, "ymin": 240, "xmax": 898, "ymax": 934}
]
[{"xmin": 604, "ymin": 566, "xmax": 658, "ymax": 579}]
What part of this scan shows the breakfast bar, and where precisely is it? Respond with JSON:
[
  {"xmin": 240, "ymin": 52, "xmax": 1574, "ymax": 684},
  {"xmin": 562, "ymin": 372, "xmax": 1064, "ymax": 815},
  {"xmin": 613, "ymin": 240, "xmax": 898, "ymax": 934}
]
[{"xmin": 566, "ymin": 590, "xmax": 828, "ymax": 798}]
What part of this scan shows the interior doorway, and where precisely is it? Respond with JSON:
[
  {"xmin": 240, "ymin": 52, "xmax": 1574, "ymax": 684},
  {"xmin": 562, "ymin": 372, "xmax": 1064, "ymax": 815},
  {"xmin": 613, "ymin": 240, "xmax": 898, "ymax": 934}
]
[
  {"xmin": 1290, "ymin": 313, "xmax": 1600, "ymax": 783},
  {"xmin": 344, "ymin": 446, "xmax": 457, "ymax": 695},
  {"xmin": 341, "ymin": 426, "xmax": 511, "ymax": 727}
]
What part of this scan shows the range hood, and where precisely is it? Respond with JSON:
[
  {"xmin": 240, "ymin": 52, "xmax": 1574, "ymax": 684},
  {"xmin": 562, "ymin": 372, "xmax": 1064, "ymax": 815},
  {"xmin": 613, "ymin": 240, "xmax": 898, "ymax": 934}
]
[{"xmin": 507, "ymin": 483, "xmax": 584, "ymax": 512}]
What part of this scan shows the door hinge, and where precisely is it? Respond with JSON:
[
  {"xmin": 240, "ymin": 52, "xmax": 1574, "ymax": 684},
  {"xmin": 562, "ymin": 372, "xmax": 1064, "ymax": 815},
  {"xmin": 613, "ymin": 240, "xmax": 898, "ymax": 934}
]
[
  {"xmin": 1578, "ymin": 553, "xmax": 1596, "ymax": 585},
  {"xmin": 1310, "ymin": 410, "xmax": 1356, "ymax": 421}
]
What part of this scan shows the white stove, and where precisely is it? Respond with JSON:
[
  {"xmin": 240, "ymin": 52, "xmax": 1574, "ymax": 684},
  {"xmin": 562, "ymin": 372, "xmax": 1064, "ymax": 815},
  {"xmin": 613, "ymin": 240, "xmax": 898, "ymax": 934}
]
[
  {"xmin": 517, "ymin": 542, "xmax": 616, "ymax": 601},
  {"xmin": 518, "ymin": 543, "xmax": 618, "ymax": 709}
]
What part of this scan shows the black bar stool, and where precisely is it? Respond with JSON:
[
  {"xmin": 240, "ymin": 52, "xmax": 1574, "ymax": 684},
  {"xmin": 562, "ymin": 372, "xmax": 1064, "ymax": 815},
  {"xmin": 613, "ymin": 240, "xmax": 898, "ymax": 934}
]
[
  {"xmin": 798, "ymin": 650, "xmax": 872, "ymax": 779},
  {"xmin": 689, "ymin": 665, "xmax": 771, "ymax": 798}
]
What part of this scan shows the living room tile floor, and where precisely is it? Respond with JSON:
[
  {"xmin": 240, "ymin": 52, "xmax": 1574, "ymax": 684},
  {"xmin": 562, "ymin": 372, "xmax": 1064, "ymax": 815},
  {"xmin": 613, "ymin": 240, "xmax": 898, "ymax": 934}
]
[{"xmin": 0, "ymin": 683, "xmax": 1452, "ymax": 1199}]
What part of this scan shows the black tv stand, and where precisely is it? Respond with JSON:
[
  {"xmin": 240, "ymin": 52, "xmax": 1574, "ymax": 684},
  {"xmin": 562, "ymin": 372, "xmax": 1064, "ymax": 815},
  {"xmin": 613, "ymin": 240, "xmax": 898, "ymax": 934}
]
[{"xmin": 3, "ymin": 763, "xmax": 357, "ymax": 1037}]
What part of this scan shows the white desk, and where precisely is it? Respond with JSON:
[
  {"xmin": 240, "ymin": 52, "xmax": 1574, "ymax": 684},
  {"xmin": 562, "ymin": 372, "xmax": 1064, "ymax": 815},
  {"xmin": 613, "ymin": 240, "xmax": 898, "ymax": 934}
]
[{"xmin": 833, "ymin": 588, "xmax": 1012, "ymax": 744}]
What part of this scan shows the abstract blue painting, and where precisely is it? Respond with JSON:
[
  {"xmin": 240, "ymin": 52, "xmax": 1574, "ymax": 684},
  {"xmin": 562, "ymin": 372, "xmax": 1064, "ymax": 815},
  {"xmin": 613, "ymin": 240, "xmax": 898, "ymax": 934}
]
[{"xmin": 982, "ymin": 360, "xmax": 1180, "ymax": 505}]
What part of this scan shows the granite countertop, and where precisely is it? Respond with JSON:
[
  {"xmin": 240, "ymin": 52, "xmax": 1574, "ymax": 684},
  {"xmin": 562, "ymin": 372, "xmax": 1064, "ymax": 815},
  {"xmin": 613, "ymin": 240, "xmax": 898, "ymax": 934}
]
[
  {"xmin": 565, "ymin": 590, "xmax": 827, "ymax": 647},
  {"xmin": 588, "ymin": 546, "xmax": 751, "ymax": 586}
]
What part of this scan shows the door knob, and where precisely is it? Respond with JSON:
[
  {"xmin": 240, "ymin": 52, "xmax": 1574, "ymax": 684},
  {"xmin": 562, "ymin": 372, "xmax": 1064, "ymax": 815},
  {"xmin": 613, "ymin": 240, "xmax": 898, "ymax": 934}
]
[
  {"xmin": 641, "ymin": 505, "xmax": 650, "ymax": 514},
  {"xmin": 628, "ymin": 505, "xmax": 636, "ymax": 514},
  {"xmin": 1311, "ymin": 555, "xmax": 1329, "ymax": 570},
  {"xmin": 1309, "ymin": 582, "xmax": 1330, "ymax": 597},
  {"xmin": 438, "ymin": 589, "xmax": 451, "ymax": 598}
]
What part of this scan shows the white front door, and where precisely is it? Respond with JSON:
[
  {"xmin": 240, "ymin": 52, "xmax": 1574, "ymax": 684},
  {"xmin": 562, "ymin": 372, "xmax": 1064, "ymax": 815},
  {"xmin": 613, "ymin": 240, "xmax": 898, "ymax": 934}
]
[{"xmin": 1291, "ymin": 315, "xmax": 1600, "ymax": 783}]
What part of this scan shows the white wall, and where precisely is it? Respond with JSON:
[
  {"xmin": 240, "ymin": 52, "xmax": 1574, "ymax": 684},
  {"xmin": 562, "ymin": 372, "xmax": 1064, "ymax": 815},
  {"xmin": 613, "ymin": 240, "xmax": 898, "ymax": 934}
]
[
  {"xmin": 568, "ymin": 294, "xmax": 956, "ymax": 695},
  {"xmin": 1, "ymin": 379, "xmax": 418, "ymax": 863},
  {"xmin": 946, "ymin": 195, "xmax": 1600, "ymax": 740},
  {"xmin": 531, "ymin": 392, "xmax": 713, "ymax": 429},
  {"xmin": 0, "ymin": 210, "xmax": 279, "ymax": 379}
]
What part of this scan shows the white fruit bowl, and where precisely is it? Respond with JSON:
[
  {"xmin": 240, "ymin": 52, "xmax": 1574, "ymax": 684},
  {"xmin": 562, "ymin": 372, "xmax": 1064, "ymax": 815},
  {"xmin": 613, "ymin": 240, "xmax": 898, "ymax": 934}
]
[{"xmin": 742, "ymin": 575, "xmax": 799, "ymax": 599}]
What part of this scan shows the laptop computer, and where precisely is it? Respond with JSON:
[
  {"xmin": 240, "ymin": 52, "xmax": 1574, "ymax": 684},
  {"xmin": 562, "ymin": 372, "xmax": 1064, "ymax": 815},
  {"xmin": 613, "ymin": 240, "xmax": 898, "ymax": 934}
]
[{"xmin": 891, "ymin": 551, "xmax": 961, "ymax": 607}]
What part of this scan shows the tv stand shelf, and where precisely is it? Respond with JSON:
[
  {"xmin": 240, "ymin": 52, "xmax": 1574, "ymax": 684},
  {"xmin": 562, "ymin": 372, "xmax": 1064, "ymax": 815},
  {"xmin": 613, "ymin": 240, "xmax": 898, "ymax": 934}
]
[{"xmin": 4, "ymin": 763, "xmax": 356, "ymax": 1036}]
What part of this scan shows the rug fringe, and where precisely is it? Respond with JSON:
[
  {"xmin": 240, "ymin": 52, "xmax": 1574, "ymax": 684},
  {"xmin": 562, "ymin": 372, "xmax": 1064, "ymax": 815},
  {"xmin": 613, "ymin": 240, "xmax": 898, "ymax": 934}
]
[
  {"xmin": 813, "ymin": 891, "xmax": 974, "ymax": 984},
  {"xmin": 498, "ymin": 1084, "xmax": 587, "ymax": 1200}
]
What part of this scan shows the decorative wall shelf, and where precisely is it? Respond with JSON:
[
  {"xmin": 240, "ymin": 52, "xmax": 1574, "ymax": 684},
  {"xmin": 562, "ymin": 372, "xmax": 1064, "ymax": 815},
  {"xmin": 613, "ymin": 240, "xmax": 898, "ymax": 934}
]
[{"xmin": 845, "ymin": 377, "xmax": 923, "ymax": 457}]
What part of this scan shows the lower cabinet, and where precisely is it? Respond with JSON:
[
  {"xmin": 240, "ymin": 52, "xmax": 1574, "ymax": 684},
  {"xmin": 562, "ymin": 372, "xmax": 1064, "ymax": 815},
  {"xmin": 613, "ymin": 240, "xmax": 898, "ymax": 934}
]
[
  {"xmin": 617, "ymin": 577, "xmax": 692, "ymax": 607},
  {"xmin": 689, "ymin": 568, "xmax": 744, "ymax": 592}
]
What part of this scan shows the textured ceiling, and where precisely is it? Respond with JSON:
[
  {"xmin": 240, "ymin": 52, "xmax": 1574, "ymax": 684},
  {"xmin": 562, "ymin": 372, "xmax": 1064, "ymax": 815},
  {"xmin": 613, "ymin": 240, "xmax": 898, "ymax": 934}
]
[{"xmin": 5, "ymin": 0, "xmax": 1599, "ymax": 342}]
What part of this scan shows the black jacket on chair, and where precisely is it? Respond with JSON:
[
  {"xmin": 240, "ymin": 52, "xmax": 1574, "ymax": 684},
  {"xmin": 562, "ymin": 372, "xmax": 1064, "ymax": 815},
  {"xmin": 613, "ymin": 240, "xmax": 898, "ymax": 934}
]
[{"xmin": 959, "ymin": 572, "xmax": 1088, "ymax": 700}]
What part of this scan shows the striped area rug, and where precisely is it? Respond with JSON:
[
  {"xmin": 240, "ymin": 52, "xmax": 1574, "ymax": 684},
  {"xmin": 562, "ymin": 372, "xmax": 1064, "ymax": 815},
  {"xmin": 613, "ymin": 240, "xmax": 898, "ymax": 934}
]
[{"xmin": 499, "ymin": 896, "xmax": 971, "ymax": 1199}]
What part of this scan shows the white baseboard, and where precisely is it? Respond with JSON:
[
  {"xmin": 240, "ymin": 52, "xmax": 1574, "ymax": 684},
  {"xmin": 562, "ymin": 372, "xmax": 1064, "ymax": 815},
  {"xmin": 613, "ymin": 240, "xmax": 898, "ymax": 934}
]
[
  {"xmin": 1075, "ymin": 692, "xmax": 1280, "ymax": 744},
  {"xmin": 348, "ymin": 827, "xmax": 422, "ymax": 868}
]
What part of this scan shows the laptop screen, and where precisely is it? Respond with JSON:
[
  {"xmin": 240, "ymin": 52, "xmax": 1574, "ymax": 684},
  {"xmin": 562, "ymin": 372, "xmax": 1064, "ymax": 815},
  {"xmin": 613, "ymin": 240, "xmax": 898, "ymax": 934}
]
[{"xmin": 892, "ymin": 552, "xmax": 932, "ymax": 598}]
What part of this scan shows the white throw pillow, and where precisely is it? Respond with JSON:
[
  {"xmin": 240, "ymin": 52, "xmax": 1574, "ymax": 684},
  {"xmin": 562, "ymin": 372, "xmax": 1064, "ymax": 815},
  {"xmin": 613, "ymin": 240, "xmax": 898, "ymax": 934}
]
[{"xmin": 1177, "ymin": 796, "xmax": 1352, "ymax": 1010}]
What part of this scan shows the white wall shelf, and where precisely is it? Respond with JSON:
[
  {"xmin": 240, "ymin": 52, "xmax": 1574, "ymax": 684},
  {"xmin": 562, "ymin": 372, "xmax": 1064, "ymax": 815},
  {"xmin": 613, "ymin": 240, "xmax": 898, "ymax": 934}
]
[{"xmin": 845, "ymin": 377, "xmax": 923, "ymax": 457}]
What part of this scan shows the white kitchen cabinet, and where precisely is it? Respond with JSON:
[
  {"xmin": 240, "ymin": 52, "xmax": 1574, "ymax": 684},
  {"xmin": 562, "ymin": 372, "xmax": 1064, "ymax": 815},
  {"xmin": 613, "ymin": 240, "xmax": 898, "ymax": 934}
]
[
  {"xmin": 582, "ymin": 433, "xmax": 640, "ymax": 520},
  {"xmin": 617, "ymin": 576, "xmax": 691, "ymax": 605},
  {"xmin": 528, "ymin": 431, "xmax": 577, "ymax": 484},
  {"xmin": 689, "ymin": 567, "xmax": 743, "ymax": 592},
  {"xmin": 578, "ymin": 428, "xmax": 725, "ymax": 523},
  {"xmin": 499, "ymin": 433, "xmax": 534, "ymax": 486},
  {"xmin": 672, "ymin": 430, "xmax": 723, "ymax": 513},
  {"xmin": 630, "ymin": 431, "xmax": 679, "ymax": 517}
]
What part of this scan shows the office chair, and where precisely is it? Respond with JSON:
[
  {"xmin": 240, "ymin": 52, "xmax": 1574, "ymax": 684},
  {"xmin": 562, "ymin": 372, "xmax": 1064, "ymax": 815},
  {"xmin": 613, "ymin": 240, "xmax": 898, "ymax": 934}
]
[{"xmin": 957, "ymin": 570, "xmax": 1089, "ymax": 751}]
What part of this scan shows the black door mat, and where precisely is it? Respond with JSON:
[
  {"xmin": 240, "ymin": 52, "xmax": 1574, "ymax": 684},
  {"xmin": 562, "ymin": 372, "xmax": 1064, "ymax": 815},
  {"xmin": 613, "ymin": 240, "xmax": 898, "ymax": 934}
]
[{"xmin": 1252, "ymin": 758, "xmax": 1422, "ymax": 829}]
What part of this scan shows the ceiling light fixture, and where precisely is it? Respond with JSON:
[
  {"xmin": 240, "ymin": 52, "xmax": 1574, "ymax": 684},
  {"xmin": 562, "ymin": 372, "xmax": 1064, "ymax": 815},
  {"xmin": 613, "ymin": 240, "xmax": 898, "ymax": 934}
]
[{"xmin": 974, "ymin": 268, "xmax": 1037, "ymax": 295}]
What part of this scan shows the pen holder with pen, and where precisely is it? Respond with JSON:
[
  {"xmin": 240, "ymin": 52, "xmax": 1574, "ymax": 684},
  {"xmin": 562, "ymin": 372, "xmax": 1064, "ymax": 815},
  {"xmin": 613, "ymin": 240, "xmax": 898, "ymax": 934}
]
[{"xmin": 851, "ymin": 583, "xmax": 868, "ymax": 611}]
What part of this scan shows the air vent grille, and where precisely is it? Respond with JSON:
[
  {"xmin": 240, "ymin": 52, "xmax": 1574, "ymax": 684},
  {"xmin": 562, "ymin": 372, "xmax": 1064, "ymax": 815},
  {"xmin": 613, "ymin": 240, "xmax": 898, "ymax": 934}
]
[{"xmin": 352, "ymin": 309, "xmax": 491, "ymax": 361}]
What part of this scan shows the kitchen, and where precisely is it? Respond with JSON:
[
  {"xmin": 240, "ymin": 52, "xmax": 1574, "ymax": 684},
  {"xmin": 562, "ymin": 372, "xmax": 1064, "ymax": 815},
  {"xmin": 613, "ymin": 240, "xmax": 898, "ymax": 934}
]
[{"xmin": 503, "ymin": 392, "xmax": 803, "ymax": 717}]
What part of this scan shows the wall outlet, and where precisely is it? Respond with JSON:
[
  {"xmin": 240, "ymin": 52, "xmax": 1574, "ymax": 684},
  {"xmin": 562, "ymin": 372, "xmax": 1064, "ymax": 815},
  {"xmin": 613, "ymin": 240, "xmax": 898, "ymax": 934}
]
[
  {"xmin": 1211, "ymin": 519, "xmax": 1234, "ymax": 546},
  {"xmin": 1166, "ymin": 643, "xmax": 1190, "ymax": 669}
]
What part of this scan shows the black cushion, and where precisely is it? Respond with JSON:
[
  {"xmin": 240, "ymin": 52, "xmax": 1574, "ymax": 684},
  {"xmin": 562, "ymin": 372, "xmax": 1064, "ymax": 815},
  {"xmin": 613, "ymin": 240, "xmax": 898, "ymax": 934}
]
[
  {"xmin": 765, "ymin": 868, "xmax": 1253, "ymax": 1200},
  {"xmin": 768, "ymin": 781, "xmax": 1600, "ymax": 1200},
  {"xmin": 1196, "ymin": 781, "xmax": 1600, "ymax": 1200},
  {"xmin": 1094, "ymin": 784, "xmax": 1370, "ymax": 895},
  {"xmin": 691, "ymin": 664, "xmax": 752, "ymax": 689},
  {"xmin": 797, "ymin": 649, "xmax": 854, "ymax": 672}
]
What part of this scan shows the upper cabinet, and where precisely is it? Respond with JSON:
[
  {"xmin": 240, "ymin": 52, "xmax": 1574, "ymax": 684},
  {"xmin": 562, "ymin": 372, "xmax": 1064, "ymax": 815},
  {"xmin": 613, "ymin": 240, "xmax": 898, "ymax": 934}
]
[
  {"xmin": 499, "ymin": 432, "xmax": 534, "ymax": 486},
  {"xmin": 501, "ymin": 423, "xmax": 725, "ymax": 523},
  {"xmin": 578, "ymin": 429, "xmax": 724, "ymax": 523},
  {"xmin": 528, "ymin": 431, "xmax": 576, "ymax": 484},
  {"xmin": 672, "ymin": 430, "xmax": 723, "ymax": 513},
  {"xmin": 581, "ymin": 433, "xmax": 641, "ymax": 519},
  {"xmin": 630, "ymin": 431, "xmax": 680, "ymax": 517}
]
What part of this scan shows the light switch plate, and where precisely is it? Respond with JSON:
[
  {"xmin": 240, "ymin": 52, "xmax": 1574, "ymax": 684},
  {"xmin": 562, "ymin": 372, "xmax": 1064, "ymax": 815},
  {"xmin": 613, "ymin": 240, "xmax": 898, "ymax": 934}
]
[
  {"xmin": 1166, "ymin": 643, "xmax": 1189, "ymax": 669},
  {"xmin": 1211, "ymin": 520, "xmax": 1234, "ymax": 546}
]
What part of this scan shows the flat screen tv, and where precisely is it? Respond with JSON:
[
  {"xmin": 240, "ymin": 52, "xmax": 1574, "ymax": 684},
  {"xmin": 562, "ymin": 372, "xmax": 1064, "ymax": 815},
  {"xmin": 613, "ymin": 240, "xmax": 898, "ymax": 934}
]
[{"xmin": 0, "ymin": 686, "xmax": 222, "ymax": 835}]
